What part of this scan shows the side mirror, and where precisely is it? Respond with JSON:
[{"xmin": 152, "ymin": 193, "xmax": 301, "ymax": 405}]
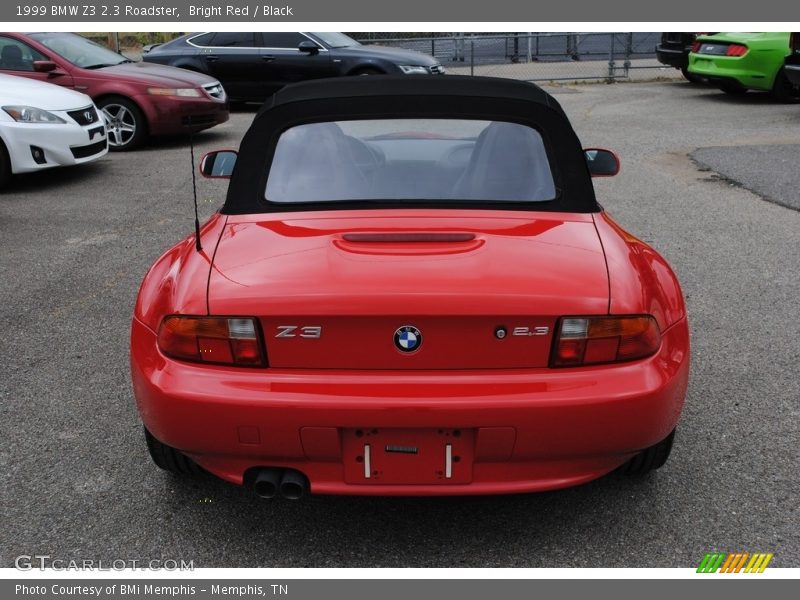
[
  {"xmin": 200, "ymin": 150, "xmax": 237, "ymax": 179},
  {"xmin": 584, "ymin": 148, "xmax": 620, "ymax": 177},
  {"xmin": 298, "ymin": 41, "xmax": 320, "ymax": 55},
  {"xmin": 33, "ymin": 60, "xmax": 58, "ymax": 73}
]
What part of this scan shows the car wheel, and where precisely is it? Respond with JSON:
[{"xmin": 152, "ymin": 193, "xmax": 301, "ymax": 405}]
[
  {"xmin": 351, "ymin": 67, "xmax": 384, "ymax": 76},
  {"xmin": 0, "ymin": 139, "xmax": 11, "ymax": 190},
  {"xmin": 680, "ymin": 67, "xmax": 704, "ymax": 84},
  {"xmin": 144, "ymin": 427, "xmax": 204, "ymax": 475},
  {"xmin": 620, "ymin": 429, "xmax": 676, "ymax": 477},
  {"xmin": 97, "ymin": 96, "xmax": 146, "ymax": 151},
  {"xmin": 770, "ymin": 68, "xmax": 800, "ymax": 103}
]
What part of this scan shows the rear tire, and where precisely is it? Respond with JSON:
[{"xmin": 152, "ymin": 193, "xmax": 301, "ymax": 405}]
[
  {"xmin": 0, "ymin": 139, "xmax": 11, "ymax": 190},
  {"xmin": 770, "ymin": 68, "xmax": 800, "ymax": 103},
  {"xmin": 680, "ymin": 67, "xmax": 703, "ymax": 83},
  {"xmin": 620, "ymin": 429, "xmax": 676, "ymax": 477},
  {"xmin": 144, "ymin": 427, "xmax": 203, "ymax": 475}
]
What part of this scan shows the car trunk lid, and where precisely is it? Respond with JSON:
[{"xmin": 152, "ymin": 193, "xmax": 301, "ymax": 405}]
[{"xmin": 208, "ymin": 210, "xmax": 609, "ymax": 369}]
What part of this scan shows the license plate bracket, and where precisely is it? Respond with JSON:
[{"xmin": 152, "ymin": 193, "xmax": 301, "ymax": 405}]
[{"xmin": 342, "ymin": 428, "xmax": 474, "ymax": 484}]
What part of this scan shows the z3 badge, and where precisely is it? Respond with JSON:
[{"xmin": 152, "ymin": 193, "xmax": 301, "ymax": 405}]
[{"xmin": 275, "ymin": 325, "xmax": 322, "ymax": 339}]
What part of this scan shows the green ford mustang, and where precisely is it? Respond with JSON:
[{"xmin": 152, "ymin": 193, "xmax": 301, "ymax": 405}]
[{"xmin": 688, "ymin": 32, "xmax": 799, "ymax": 101}]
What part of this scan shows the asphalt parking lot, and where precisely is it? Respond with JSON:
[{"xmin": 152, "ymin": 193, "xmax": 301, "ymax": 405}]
[{"xmin": 1, "ymin": 80, "xmax": 798, "ymax": 568}]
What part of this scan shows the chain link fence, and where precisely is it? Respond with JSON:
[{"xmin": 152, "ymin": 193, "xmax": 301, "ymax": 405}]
[{"xmin": 358, "ymin": 33, "xmax": 675, "ymax": 82}]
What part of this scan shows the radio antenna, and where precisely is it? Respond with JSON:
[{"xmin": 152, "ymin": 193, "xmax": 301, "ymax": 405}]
[{"xmin": 189, "ymin": 123, "xmax": 202, "ymax": 252}]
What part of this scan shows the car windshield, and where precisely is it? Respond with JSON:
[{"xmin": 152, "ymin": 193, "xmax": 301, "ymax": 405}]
[
  {"xmin": 264, "ymin": 119, "xmax": 557, "ymax": 204},
  {"xmin": 309, "ymin": 32, "xmax": 361, "ymax": 48},
  {"xmin": 30, "ymin": 33, "xmax": 129, "ymax": 68}
]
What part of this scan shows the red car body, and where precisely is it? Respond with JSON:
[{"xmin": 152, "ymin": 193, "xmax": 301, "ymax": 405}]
[
  {"xmin": 131, "ymin": 77, "xmax": 689, "ymax": 497},
  {"xmin": 0, "ymin": 32, "xmax": 228, "ymax": 146}
]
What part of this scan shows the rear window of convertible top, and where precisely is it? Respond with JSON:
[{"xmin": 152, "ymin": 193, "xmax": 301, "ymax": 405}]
[{"xmin": 264, "ymin": 119, "xmax": 557, "ymax": 204}]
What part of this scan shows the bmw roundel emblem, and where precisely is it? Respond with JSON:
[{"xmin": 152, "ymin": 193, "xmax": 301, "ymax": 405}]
[{"xmin": 394, "ymin": 325, "xmax": 422, "ymax": 353}]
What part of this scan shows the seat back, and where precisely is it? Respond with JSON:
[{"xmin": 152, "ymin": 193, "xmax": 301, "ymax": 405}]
[
  {"xmin": 452, "ymin": 122, "xmax": 556, "ymax": 201},
  {"xmin": 266, "ymin": 122, "xmax": 370, "ymax": 202},
  {"xmin": 0, "ymin": 45, "xmax": 27, "ymax": 70}
]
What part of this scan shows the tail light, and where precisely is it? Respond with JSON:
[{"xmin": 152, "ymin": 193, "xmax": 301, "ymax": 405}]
[
  {"xmin": 157, "ymin": 316, "xmax": 266, "ymax": 367},
  {"xmin": 725, "ymin": 44, "xmax": 748, "ymax": 57},
  {"xmin": 691, "ymin": 40, "xmax": 702, "ymax": 53},
  {"xmin": 551, "ymin": 316, "xmax": 661, "ymax": 367}
]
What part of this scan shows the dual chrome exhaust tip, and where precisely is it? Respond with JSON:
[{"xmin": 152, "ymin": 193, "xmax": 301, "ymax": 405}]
[{"xmin": 252, "ymin": 468, "xmax": 309, "ymax": 500}]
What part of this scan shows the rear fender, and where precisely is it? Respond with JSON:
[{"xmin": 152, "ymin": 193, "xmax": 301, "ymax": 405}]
[
  {"xmin": 133, "ymin": 212, "xmax": 227, "ymax": 331},
  {"xmin": 593, "ymin": 212, "xmax": 686, "ymax": 331}
]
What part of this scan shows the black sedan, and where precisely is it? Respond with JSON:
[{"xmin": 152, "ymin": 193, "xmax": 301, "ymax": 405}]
[
  {"xmin": 656, "ymin": 32, "xmax": 716, "ymax": 82},
  {"xmin": 143, "ymin": 32, "xmax": 445, "ymax": 102},
  {"xmin": 785, "ymin": 32, "xmax": 800, "ymax": 87}
]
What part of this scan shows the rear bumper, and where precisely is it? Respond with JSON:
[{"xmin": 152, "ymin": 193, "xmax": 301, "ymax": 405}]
[
  {"xmin": 131, "ymin": 317, "xmax": 690, "ymax": 495},
  {"xmin": 133, "ymin": 94, "xmax": 229, "ymax": 137},
  {"xmin": 688, "ymin": 53, "xmax": 775, "ymax": 91},
  {"xmin": 656, "ymin": 45, "xmax": 688, "ymax": 69}
]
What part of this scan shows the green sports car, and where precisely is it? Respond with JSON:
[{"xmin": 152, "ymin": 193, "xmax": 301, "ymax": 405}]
[{"xmin": 688, "ymin": 32, "xmax": 799, "ymax": 101}]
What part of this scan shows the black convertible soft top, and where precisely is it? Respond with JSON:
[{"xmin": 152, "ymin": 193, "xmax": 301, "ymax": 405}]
[
  {"xmin": 222, "ymin": 75, "xmax": 600, "ymax": 215},
  {"xmin": 258, "ymin": 74, "xmax": 566, "ymax": 116}
]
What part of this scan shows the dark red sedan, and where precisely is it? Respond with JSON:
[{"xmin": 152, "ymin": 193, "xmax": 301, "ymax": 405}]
[{"xmin": 0, "ymin": 32, "xmax": 228, "ymax": 150}]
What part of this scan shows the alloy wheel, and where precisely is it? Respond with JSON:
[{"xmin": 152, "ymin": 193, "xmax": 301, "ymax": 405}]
[{"xmin": 101, "ymin": 103, "xmax": 137, "ymax": 148}]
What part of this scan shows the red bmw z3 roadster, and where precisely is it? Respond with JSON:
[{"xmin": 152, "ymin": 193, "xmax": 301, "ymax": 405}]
[{"xmin": 131, "ymin": 76, "xmax": 689, "ymax": 498}]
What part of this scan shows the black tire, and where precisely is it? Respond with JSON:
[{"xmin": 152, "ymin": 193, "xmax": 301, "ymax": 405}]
[
  {"xmin": 770, "ymin": 67, "xmax": 800, "ymax": 103},
  {"xmin": 97, "ymin": 96, "xmax": 147, "ymax": 151},
  {"xmin": 351, "ymin": 67, "xmax": 384, "ymax": 76},
  {"xmin": 620, "ymin": 429, "xmax": 676, "ymax": 477},
  {"xmin": 0, "ymin": 139, "xmax": 11, "ymax": 190},
  {"xmin": 144, "ymin": 427, "xmax": 203, "ymax": 475},
  {"xmin": 680, "ymin": 67, "xmax": 704, "ymax": 84}
]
